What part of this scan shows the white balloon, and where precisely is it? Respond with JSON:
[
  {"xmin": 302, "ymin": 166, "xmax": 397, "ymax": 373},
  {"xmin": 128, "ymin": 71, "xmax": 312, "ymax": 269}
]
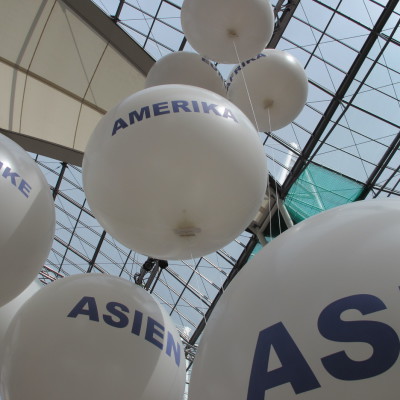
[
  {"xmin": 227, "ymin": 49, "xmax": 308, "ymax": 131},
  {"xmin": 0, "ymin": 134, "xmax": 55, "ymax": 306},
  {"xmin": 0, "ymin": 280, "xmax": 42, "ymax": 362},
  {"xmin": 181, "ymin": 0, "xmax": 275, "ymax": 64},
  {"xmin": 0, "ymin": 279, "xmax": 41, "ymax": 346},
  {"xmin": 145, "ymin": 52, "xmax": 227, "ymax": 97},
  {"xmin": 0, "ymin": 274, "xmax": 186, "ymax": 400},
  {"xmin": 82, "ymin": 84, "xmax": 267, "ymax": 260},
  {"xmin": 189, "ymin": 199, "xmax": 400, "ymax": 400}
]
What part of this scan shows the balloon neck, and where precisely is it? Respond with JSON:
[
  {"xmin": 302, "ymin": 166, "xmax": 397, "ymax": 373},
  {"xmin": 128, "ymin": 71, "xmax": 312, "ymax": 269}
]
[
  {"xmin": 174, "ymin": 226, "xmax": 201, "ymax": 238},
  {"xmin": 263, "ymin": 99, "xmax": 274, "ymax": 109},
  {"xmin": 227, "ymin": 29, "xmax": 239, "ymax": 38}
]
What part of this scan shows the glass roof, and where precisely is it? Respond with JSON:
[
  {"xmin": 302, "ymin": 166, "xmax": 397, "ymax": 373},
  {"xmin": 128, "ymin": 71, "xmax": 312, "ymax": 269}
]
[
  {"xmin": 88, "ymin": 0, "xmax": 400, "ymax": 193},
  {"xmin": 25, "ymin": 0, "xmax": 400, "ymax": 397}
]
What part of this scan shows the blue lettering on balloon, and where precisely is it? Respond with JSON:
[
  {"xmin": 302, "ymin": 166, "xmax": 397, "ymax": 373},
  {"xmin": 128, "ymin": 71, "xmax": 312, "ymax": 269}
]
[
  {"xmin": 145, "ymin": 316, "xmax": 165, "ymax": 350},
  {"xmin": 201, "ymin": 57, "xmax": 225, "ymax": 81},
  {"xmin": 172, "ymin": 100, "xmax": 191, "ymax": 113},
  {"xmin": 0, "ymin": 161, "xmax": 33, "ymax": 199},
  {"xmin": 131, "ymin": 309, "xmax": 143, "ymax": 336},
  {"xmin": 66, "ymin": 297, "xmax": 182, "ymax": 366},
  {"xmin": 226, "ymin": 53, "xmax": 267, "ymax": 89},
  {"xmin": 153, "ymin": 102, "xmax": 170, "ymax": 116},
  {"xmin": 111, "ymin": 100, "xmax": 239, "ymax": 136},
  {"xmin": 247, "ymin": 322, "xmax": 321, "ymax": 400},
  {"xmin": 191, "ymin": 100, "xmax": 200, "ymax": 113},
  {"xmin": 318, "ymin": 293, "xmax": 400, "ymax": 380},
  {"xmin": 247, "ymin": 291, "xmax": 400, "ymax": 398},
  {"xmin": 18, "ymin": 179, "xmax": 32, "ymax": 198},
  {"xmin": 129, "ymin": 106, "xmax": 151, "ymax": 124},
  {"xmin": 3, "ymin": 167, "xmax": 20, "ymax": 186},
  {"xmin": 166, "ymin": 331, "xmax": 181, "ymax": 367},
  {"xmin": 103, "ymin": 301, "xmax": 130, "ymax": 328},
  {"xmin": 67, "ymin": 296, "xmax": 100, "ymax": 321},
  {"xmin": 112, "ymin": 118, "xmax": 128, "ymax": 136},
  {"xmin": 201, "ymin": 102, "xmax": 221, "ymax": 116},
  {"xmin": 223, "ymin": 108, "xmax": 238, "ymax": 122},
  {"xmin": 201, "ymin": 57, "xmax": 216, "ymax": 71}
]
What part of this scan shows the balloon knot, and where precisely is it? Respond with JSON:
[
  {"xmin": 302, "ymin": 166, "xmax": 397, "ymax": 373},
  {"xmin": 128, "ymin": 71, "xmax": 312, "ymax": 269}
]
[
  {"xmin": 264, "ymin": 99, "xmax": 274, "ymax": 109},
  {"xmin": 174, "ymin": 227, "xmax": 201, "ymax": 237},
  {"xmin": 227, "ymin": 29, "xmax": 238, "ymax": 38}
]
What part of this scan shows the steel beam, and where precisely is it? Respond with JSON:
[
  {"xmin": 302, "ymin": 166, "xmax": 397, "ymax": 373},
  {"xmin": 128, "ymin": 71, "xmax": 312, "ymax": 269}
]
[
  {"xmin": 62, "ymin": 0, "xmax": 155, "ymax": 75},
  {"xmin": 281, "ymin": 0, "xmax": 400, "ymax": 197},
  {"xmin": 359, "ymin": 130, "xmax": 400, "ymax": 199}
]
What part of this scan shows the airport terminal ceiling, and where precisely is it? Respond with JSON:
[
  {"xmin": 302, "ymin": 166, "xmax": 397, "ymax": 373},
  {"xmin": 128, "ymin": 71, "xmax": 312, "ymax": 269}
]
[{"xmin": 1, "ymin": 0, "xmax": 400, "ymax": 393}]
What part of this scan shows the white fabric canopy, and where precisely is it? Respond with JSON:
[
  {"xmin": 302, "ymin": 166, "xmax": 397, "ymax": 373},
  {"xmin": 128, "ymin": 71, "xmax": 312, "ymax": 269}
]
[{"xmin": 0, "ymin": 0, "xmax": 154, "ymax": 165}]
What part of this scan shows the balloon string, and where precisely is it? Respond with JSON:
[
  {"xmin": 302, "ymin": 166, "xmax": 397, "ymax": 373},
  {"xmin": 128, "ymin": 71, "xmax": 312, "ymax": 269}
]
[
  {"xmin": 267, "ymin": 106, "xmax": 272, "ymax": 134},
  {"xmin": 272, "ymin": 147, "xmax": 282, "ymax": 237},
  {"xmin": 266, "ymin": 98, "xmax": 282, "ymax": 239},
  {"xmin": 232, "ymin": 39, "xmax": 261, "ymax": 133}
]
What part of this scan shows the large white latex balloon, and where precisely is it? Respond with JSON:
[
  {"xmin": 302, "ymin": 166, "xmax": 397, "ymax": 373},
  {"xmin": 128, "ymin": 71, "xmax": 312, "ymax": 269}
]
[
  {"xmin": 0, "ymin": 274, "xmax": 186, "ymax": 400},
  {"xmin": 145, "ymin": 52, "xmax": 227, "ymax": 97},
  {"xmin": 0, "ymin": 134, "xmax": 55, "ymax": 306},
  {"xmin": 82, "ymin": 84, "xmax": 267, "ymax": 260},
  {"xmin": 181, "ymin": 0, "xmax": 274, "ymax": 64},
  {"xmin": 189, "ymin": 199, "xmax": 400, "ymax": 400},
  {"xmin": 227, "ymin": 49, "xmax": 308, "ymax": 131}
]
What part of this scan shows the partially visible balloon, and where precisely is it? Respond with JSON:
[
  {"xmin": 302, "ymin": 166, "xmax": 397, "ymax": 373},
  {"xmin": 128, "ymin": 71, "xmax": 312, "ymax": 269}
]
[
  {"xmin": 0, "ymin": 134, "xmax": 55, "ymax": 306},
  {"xmin": 145, "ymin": 52, "xmax": 227, "ymax": 97},
  {"xmin": 0, "ymin": 279, "xmax": 42, "ymax": 376},
  {"xmin": 1, "ymin": 274, "xmax": 186, "ymax": 400},
  {"xmin": 0, "ymin": 278, "xmax": 41, "ymax": 400},
  {"xmin": 227, "ymin": 49, "xmax": 308, "ymax": 131},
  {"xmin": 181, "ymin": 0, "xmax": 274, "ymax": 64},
  {"xmin": 0, "ymin": 279, "xmax": 42, "ymax": 350},
  {"xmin": 189, "ymin": 199, "xmax": 400, "ymax": 400},
  {"xmin": 82, "ymin": 84, "xmax": 267, "ymax": 260}
]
